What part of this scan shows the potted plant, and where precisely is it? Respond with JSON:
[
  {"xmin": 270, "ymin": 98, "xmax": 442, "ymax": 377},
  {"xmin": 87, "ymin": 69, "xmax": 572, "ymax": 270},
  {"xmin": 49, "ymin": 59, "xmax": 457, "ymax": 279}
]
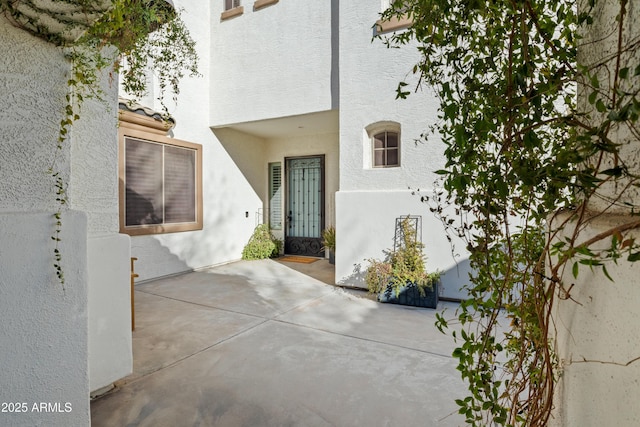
[
  {"xmin": 321, "ymin": 225, "xmax": 336, "ymax": 264},
  {"xmin": 365, "ymin": 217, "xmax": 440, "ymax": 308}
]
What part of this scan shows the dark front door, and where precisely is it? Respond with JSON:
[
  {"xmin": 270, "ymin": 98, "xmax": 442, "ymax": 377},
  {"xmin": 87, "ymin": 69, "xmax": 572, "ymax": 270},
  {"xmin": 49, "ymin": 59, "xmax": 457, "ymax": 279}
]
[{"xmin": 285, "ymin": 156, "xmax": 324, "ymax": 256}]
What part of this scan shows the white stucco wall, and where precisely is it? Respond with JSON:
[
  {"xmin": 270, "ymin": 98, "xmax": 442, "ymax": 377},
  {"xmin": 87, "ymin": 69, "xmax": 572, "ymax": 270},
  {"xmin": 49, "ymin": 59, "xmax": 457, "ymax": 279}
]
[
  {"xmin": 88, "ymin": 234, "xmax": 132, "ymax": 393},
  {"xmin": 0, "ymin": 17, "xmax": 91, "ymax": 426},
  {"xmin": 578, "ymin": 0, "xmax": 640, "ymax": 215},
  {"xmin": 338, "ymin": 2, "xmax": 444, "ymax": 192},
  {"xmin": 550, "ymin": 214, "xmax": 640, "ymax": 426},
  {"xmin": 335, "ymin": 190, "xmax": 470, "ymax": 300},
  {"xmin": 334, "ymin": 2, "xmax": 469, "ymax": 297},
  {"xmin": 214, "ymin": 128, "xmax": 269, "ymax": 202},
  {"xmin": 65, "ymin": 47, "xmax": 132, "ymax": 395},
  {"xmin": 1, "ymin": 11, "xmax": 133, "ymax": 420},
  {"xmin": 70, "ymin": 72, "xmax": 120, "ymax": 235},
  {"xmin": 0, "ymin": 19, "xmax": 69, "ymax": 213},
  {"xmin": 210, "ymin": 0, "xmax": 335, "ymax": 126},
  {"xmin": 0, "ymin": 212, "xmax": 90, "ymax": 427},
  {"xmin": 550, "ymin": 1, "xmax": 640, "ymax": 424},
  {"xmin": 129, "ymin": 0, "xmax": 262, "ymax": 282}
]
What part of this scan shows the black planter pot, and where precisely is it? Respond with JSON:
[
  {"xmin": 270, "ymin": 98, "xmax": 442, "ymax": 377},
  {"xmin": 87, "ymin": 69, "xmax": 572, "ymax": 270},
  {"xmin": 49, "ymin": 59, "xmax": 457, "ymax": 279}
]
[
  {"xmin": 378, "ymin": 281, "xmax": 438, "ymax": 308},
  {"xmin": 328, "ymin": 250, "xmax": 335, "ymax": 265}
]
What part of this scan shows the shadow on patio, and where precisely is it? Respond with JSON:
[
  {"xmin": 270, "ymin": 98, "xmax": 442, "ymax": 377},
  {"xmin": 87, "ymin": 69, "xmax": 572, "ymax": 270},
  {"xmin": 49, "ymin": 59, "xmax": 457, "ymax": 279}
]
[{"xmin": 91, "ymin": 259, "xmax": 465, "ymax": 427}]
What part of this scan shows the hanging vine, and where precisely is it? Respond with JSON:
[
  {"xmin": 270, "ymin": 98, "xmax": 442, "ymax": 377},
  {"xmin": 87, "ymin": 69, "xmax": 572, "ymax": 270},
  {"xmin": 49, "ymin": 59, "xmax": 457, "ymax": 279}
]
[
  {"xmin": 380, "ymin": 0, "xmax": 640, "ymax": 425},
  {"xmin": 1, "ymin": 0, "xmax": 200, "ymax": 287}
]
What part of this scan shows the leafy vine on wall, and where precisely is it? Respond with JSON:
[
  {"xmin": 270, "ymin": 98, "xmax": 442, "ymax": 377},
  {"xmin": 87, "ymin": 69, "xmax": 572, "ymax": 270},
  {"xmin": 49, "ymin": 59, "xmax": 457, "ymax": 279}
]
[
  {"xmin": 1, "ymin": 0, "xmax": 200, "ymax": 286},
  {"xmin": 380, "ymin": 0, "xmax": 639, "ymax": 425}
]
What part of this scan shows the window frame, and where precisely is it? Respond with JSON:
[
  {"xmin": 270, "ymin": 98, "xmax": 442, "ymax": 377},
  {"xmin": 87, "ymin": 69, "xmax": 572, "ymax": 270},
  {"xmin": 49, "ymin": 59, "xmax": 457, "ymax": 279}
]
[
  {"xmin": 376, "ymin": 1, "xmax": 412, "ymax": 34},
  {"xmin": 118, "ymin": 126, "xmax": 203, "ymax": 236},
  {"xmin": 254, "ymin": 0, "xmax": 278, "ymax": 10},
  {"xmin": 366, "ymin": 121, "xmax": 401, "ymax": 169},
  {"xmin": 224, "ymin": 0, "xmax": 241, "ymax": 10},
  {"xmin": 222, "ymin": 0, "xmax": 243, "ymax": 20}
]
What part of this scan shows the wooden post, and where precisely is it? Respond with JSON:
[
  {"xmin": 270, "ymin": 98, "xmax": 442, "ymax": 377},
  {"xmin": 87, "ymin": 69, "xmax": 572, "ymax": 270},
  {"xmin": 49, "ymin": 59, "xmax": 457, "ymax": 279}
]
[{"xmin": 130, "ymin": 257, "xmax": 139, "ymax": 331}]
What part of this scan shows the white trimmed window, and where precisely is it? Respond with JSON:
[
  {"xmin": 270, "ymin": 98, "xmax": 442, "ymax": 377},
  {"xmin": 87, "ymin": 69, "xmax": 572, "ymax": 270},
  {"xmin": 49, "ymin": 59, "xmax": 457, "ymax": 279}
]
[{"xmin": 366, "ymin": 121, "xmax": 401, "ymax": 168}]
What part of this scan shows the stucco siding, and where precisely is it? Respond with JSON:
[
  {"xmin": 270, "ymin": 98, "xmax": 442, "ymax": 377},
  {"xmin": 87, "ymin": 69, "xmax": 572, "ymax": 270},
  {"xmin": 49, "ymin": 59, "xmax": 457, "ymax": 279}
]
[
  {"xmin": 210, "ymin": 0, "xmax": 334, "ymax": 126},
  {"xmin": 128, "ymin": 0, "xmax": 262, "ymax": 282},
  {"xmin": 551, "ymin": 213, "xmax": 640, "ymax": 426},
  {"xmin": 88, "ymin": 234, "xmax": 132, "ymax": 393},
  {"xmin": 1, "ymin": 10, "xmax": 134, "ymax": 418},
  {"xmin": 0, "ymin": 211, "xmax": 90, "ymax": 427},
  {"xmin": 549, "ymin": 0, "xmax": 640, "ymax": 424},
  {"xmin": 70, "ymin": 72, "xmax": 120, "ymax": 235},
  {"xmin": 338, "ymin": 2, "xmax": 444, "ymax": 192},
  {"xmin": 0, "ymin": 17, "xmax": 69, "ymax": 212},
  {"xmin": 335, "ymin": 190, "xmax": 470, "ymax": 300},
  {"xmin": 333, "ymin": 2, "xmax": 469, "ymax": 298}
]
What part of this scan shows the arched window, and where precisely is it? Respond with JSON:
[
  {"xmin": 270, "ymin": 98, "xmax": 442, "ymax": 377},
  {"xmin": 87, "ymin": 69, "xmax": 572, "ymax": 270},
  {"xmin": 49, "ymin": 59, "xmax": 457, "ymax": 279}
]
[{"xmin": 365, "ymin": 121, "xmax": 401, "ymax": 168}]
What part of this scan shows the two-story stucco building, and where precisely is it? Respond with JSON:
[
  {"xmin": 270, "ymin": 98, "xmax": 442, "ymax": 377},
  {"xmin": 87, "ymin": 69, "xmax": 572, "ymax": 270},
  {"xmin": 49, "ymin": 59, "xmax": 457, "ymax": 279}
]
[
  {"xmin": 129, "ymin": 0, "xmax": 470, "ymax": 296},
  {"xmin": 1, "ymin": 1, "xmax": 469, "ymax": 425}
]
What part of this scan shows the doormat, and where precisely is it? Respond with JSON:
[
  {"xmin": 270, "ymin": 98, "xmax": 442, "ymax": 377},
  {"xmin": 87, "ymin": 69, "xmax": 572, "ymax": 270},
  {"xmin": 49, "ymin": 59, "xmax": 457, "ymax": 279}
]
[{"xmin": 279, "ymin": 256, "xmax": 319, "ymax": 264}]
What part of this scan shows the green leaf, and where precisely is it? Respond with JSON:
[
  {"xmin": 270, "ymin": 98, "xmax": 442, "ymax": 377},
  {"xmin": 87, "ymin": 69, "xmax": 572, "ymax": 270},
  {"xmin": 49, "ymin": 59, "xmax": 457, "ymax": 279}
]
[
  {"xmin": 619, "ymin": 67, "xmax": 629, "ymax": 79},
  {"xmin": 601, "ymin": 166, "xmax": 624, "ymax": 177},
  {"xmin": 628, "ymin": 252, "xmax": 640, "ymax": 262},
  {"xmin": 572, "ymin": 261, "xmax": 579, "ymax": 278}
]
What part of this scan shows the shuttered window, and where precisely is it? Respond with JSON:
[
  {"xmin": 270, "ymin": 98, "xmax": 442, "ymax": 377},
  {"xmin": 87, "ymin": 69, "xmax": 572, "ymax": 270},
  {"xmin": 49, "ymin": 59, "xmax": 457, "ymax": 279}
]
[
  {"xmin": 119, "ymin": 131, "xmax": 203, "ymax": 235},
  {"xmin": 269, "ymin": 162, "xmax": 282, "ymax": 229}
]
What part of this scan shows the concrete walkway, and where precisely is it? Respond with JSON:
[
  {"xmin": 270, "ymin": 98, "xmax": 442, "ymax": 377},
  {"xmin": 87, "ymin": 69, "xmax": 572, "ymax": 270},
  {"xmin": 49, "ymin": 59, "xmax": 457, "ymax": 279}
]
[{"xmin": 91, "ymin": 259, "xmax": 466, "ymax": 426}]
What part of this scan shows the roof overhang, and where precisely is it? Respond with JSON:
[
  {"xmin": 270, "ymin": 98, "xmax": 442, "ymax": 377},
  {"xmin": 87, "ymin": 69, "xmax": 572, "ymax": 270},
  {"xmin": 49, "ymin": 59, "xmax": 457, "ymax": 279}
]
[{"xmin": 212, "ymin": 110, "xmax": 339, "ymax": 139}]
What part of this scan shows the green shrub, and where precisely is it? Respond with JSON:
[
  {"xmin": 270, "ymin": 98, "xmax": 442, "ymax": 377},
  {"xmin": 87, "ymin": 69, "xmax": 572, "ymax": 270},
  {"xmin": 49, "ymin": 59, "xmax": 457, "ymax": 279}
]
[{"xmin": 241, "ymin": 224, "xmax": 281, "ymax": 260}]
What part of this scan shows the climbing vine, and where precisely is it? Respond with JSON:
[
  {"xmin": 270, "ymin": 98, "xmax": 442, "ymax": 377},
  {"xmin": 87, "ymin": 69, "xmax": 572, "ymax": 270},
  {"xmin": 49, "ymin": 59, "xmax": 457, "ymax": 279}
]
[
  {"xmin": 380, "ymin": 0, "xmax": 640, "ymax": 425},
  {"xmin": 1, "ymin": 0, "xmax": 199, "ymax": 286}
]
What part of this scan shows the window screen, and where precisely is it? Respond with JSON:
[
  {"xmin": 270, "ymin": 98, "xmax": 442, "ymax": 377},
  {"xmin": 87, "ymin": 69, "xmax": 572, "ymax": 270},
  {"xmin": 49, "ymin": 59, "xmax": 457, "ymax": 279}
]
[{"xmin": 121, "ymin": 134, "xmax": 202, "ymax": 235}]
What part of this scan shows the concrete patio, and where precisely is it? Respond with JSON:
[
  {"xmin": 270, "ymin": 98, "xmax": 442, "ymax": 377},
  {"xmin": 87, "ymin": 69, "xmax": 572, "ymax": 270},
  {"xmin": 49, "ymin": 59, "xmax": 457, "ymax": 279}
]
[{"xmin": 91, "ymin": 258, "xmax": 466, "ymax": 426}]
